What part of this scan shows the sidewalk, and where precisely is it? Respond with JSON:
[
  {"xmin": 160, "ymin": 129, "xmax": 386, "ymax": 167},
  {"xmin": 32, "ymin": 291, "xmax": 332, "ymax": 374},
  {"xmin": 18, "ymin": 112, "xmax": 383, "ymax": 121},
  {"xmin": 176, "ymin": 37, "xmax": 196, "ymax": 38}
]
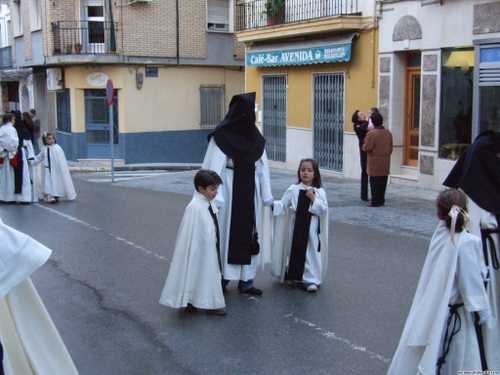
[{"xmin": 68, "ymin": 160, "xmax": 439, "ymax": 240}]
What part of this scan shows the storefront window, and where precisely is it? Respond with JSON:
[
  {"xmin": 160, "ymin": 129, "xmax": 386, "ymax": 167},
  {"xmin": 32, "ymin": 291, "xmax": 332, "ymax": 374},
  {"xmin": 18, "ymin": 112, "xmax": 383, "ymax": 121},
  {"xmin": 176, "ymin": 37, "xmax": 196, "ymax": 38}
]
[
  {"xmin": 479, "ymin": 86, "xmax": 500, "ymax": 133},
  {"xmin": 439, "ymin": 48, "xmax": 474, "ymax": 160}
]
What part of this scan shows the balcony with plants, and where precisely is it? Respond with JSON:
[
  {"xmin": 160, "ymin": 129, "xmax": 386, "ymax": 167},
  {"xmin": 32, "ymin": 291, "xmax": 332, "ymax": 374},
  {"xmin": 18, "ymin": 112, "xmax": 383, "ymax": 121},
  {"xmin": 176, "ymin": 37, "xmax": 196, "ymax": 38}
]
[
  {"xmin": 51, "ymin": 21, "xmax": 119, "ymax": 56},
  {"xmin": 235, "ymin": 0, "xmax": 367, "ymax": 42}
]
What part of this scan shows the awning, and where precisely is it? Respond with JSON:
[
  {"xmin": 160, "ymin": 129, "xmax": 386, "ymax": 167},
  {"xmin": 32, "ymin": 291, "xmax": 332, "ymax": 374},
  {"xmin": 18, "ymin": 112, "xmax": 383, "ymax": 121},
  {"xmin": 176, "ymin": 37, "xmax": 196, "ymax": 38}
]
[
  {"xmin": 0, "ymin": 68, "xmax": 33, "ymax": 81},
  {"xmin": 246, "ymin": 33, "xmax": 357, "ymax": 67}
]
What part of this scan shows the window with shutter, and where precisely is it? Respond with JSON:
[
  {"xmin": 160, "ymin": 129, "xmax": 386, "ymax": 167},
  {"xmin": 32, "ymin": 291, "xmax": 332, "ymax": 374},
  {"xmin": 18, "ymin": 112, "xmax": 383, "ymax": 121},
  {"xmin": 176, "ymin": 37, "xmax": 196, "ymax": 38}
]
[{"xmin": 207, "ymin": 0, "xmax": 231, "ymax": 32}]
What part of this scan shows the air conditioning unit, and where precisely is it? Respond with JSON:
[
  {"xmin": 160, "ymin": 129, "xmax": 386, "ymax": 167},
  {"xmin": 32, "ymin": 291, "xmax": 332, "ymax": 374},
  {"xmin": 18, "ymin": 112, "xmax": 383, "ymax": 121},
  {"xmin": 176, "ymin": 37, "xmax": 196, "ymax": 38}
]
[{"xmin": 46, "ymin": 68, "xmax": 64, "ymax": 91}]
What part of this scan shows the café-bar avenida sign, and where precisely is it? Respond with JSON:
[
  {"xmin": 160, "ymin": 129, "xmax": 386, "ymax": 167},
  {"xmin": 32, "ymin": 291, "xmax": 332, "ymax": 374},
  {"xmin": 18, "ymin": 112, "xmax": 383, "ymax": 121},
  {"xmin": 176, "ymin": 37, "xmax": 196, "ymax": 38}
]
[{"xmin": 247, "ymin": 38, "xmax": 353, "ymax": 67}]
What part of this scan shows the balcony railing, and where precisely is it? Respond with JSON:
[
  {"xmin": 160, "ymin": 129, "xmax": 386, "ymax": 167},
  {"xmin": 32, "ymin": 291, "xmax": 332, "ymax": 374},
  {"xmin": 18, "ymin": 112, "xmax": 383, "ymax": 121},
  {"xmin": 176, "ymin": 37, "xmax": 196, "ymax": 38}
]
[
  {"xmin": 51, "ymin": 21, "xmax": 119, "ymax": 55},
  {"xmin": 236, "ymin": 0, "xmax": 360, "ymax": 31},
  {"xmin": 0, "ymin": 46, "xmax": 12, "ymax": 68}
]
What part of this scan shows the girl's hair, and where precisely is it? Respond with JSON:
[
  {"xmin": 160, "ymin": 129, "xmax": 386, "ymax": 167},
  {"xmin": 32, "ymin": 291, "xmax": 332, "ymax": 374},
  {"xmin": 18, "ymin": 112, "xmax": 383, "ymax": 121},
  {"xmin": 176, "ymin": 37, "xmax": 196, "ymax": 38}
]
[
  {"xmin": 42, "ymin": 132, "xmax": 57, "ymax": 145},
  {"xmin": 436, "ymin": 188, "xmax": 468, "ymax": 232},
  {"xmin": 23, "ymin": 112, "xmax": 34, "ymax": 127},
  {"xmin": 351, "ymin": 110, "xmax": 362, "ymax": 126},
  {"xmin": 297, "ymin": 158, "xmax": 322, "ymax": 188}
]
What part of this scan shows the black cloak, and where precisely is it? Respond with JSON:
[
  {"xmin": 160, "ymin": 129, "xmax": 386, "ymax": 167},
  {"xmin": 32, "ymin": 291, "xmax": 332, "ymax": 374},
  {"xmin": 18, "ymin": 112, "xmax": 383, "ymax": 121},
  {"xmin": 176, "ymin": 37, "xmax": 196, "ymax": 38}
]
[{"xmin": 443, "ymin": 130, "xmax": 500, "ymax": 216}]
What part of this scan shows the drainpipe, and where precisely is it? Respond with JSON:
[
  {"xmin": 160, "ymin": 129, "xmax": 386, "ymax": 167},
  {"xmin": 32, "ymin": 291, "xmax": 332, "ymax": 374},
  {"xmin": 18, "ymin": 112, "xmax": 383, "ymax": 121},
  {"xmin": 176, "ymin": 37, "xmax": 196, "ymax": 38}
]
[{"xmin": 176, "ymin": 0, "xmax": 179, "ymax": 65}]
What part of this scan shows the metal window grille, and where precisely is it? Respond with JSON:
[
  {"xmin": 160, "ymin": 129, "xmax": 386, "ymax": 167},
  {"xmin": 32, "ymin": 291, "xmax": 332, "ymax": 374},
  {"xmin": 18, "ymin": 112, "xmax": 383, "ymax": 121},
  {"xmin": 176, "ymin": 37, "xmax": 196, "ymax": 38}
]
[
  {"xmin": 313, "ymin": 73, "xmax": 344, "ymax": 172},
  {"xmin": 56, "ymin": 89, "xmax": 71, "ymax": 133},
  {"xmin": 262, "ymin": 75, "xmax": 287, "ymax": 162},
  {"xmin": 200, "ymin": 85, "xmax": 225, "ymax": 129}
]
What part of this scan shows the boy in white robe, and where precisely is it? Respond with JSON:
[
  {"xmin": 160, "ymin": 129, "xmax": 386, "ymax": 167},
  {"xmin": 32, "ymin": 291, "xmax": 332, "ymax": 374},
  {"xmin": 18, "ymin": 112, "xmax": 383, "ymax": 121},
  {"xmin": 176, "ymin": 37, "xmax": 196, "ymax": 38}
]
[
  {"xmin": 0, "ymin": 217, "xmax": 79, "ymax": 375},
  {"xmin": 159, "ymin": 169, "xmax": 227, "ymax": 315},
  {"xmin": 388, "ymin": 189, "xmax": 490, "ymax": 375}
]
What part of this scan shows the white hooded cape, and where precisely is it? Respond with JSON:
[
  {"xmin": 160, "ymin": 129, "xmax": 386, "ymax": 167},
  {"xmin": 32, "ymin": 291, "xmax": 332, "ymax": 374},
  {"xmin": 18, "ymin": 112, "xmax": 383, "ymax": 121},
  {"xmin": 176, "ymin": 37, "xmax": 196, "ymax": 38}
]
[
  {"xmin": 271, "ymin": 183, "xmax": 329, "ymax": 285},
  {"xmin": 34, "ymin": 144, "xmax": 76, "ymax": 201},
  {"xmin": 159, "ymin": 192, "xmax": 225, "ymax": 309},
  {"xmin": 388, "ymin": 222, "xmax": 489, "ymax": 375},
  {"xmin": 0, "ymin": 219, "xmax": 79, "ymax": 375}
]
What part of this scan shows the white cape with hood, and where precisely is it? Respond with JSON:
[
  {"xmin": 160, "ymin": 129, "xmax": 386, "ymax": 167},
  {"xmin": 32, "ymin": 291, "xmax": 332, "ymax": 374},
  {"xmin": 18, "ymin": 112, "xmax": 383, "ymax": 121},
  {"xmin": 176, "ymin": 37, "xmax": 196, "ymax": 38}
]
[
  {"xmin": 202, "ymin": 137, "xmax": 273, "ymax": 281},
  {"xmin": 387, "ymin": 222, "xmax": 489, "ymax": 375},
  {"xmin": 0, "ymin": 219, "xmax": 79, "ymax": 375},
  {"xmin": 34, "ymin": 144, "xmax": 76, "ymax": 200},
  {"xmin": 271, "ymin": 183, "xmax": 328, "ymax": 285}
]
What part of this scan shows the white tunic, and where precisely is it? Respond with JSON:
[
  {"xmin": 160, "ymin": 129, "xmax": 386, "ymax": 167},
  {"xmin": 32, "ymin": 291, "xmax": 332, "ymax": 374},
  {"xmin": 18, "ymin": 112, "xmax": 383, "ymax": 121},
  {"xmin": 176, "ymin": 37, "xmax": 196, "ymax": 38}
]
[
  {"xmin": 14, "ymin": 139, "xmax": 36, "ymax": 203},
  {"xmin": 388, "ymin": 222, "xmax": 490, "ymax": 375},
  {"xmin": 159, "ymin": 192, "xmax": 225, "ymax": 309},
  {"xmin": 271, "ymin": 183, "xmax": 329, "ymax": 285},
  {"xmin": 466, "ymin": 197, "xmax": 500, "ymax": 370},
  {"xmin": 202, "ymin": 138, "xmax": 273, "ymax": 281},
  {"xmin": 34, "ymin": 144, "xmax": 76, "ymax": 201},
  {"xmin": 0, "ymin": 218, "xmax": 79, "ymax": 375},
  {"xmin": 0, "ymin": 123, "xmax": 19, "ymax": 202}
]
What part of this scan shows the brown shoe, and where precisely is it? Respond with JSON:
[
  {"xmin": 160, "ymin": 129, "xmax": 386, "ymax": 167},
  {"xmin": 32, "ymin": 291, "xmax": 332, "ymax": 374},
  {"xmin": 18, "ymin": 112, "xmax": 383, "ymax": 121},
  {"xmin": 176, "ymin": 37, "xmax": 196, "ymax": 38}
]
[{"xmin": 206, "ymin": 308, "xmax": 227, "ymax": 316}]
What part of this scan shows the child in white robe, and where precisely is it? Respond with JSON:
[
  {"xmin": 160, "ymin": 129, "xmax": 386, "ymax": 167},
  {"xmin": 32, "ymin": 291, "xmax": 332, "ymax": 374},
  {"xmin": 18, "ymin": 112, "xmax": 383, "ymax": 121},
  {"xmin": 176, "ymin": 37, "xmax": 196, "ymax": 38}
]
[
  {"xmin": 32, "ymin": 132, "xmax": 76, "ymax": 203},
  {"xmin": 159, "ymin": 169, "xmax": 227, "ymax": 315},
  {"xmin": 0, "ymin": 217, "xmax": 79, "ymax": 375},
  {"xmin": 388, "ymin": 188, "xmax": 490, "ymax": 375},
  {"xmin": 271, "ymin": 158, "xmax": 328, "ymax": 292}
]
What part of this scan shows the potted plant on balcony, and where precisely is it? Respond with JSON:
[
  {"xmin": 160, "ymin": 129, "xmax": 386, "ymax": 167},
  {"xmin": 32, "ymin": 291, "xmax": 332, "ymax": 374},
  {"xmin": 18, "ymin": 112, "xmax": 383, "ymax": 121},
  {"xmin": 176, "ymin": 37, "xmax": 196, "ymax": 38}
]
[
  {"xmin": 259, "ymin": 0, "xmax": 285, "ymax": 26},
  {"xmin": 74, "ymin": 43, "xmax": 83, "ymax": 54},
  {"xmin": 64, "ymin": 44, "xmax": 73, "ymax": 54}
]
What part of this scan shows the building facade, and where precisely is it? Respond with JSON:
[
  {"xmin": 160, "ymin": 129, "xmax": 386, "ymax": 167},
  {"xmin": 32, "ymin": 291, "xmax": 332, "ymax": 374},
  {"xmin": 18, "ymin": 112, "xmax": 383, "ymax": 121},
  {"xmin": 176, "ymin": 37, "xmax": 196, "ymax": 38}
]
[
  {"xmin": 377, "ymin": 0, "xmax": 500, "ymax": 190},
  {"xmin": 0, "ymin": 0, "xmax": 245, "ymax": 163},
  {"xmin": 235, "ymin": 0, "xmax": 379, "ymax": 178}
]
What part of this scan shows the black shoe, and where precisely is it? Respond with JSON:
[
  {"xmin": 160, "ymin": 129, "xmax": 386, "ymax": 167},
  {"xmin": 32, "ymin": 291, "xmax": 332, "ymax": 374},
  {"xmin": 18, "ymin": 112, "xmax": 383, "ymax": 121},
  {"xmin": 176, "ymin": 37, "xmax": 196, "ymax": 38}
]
[{"xmin": 239, "ymin": 287, "xmax": 263, "ymax": 296}]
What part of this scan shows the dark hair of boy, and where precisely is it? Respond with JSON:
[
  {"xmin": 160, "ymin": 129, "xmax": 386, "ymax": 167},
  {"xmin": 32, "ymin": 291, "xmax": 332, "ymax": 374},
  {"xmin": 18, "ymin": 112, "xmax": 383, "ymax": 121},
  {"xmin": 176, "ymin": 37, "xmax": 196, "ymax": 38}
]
[
  {"xmin": 194, "ymin": 169, "xmax": 223, "ymax": 190},
  {"xmin": 436, "ymin": 188, "xmax": 468, "ymax": 232},
  {"xmin": 370, "ymin": 112, "xmax": 383, "ymax": 127},
  {"xmin": 2, "ymin": 113, "xmax": 15, "ymax": 124},
  {"xmin": 296, "ymin": 158, "xmax": 322, "ymax": 188}
]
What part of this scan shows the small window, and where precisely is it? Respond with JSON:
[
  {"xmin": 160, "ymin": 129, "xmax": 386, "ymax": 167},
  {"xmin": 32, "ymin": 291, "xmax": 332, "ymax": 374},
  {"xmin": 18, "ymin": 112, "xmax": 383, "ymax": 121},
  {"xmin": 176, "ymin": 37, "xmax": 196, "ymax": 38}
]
[
  {"xmin": 200, "ymin": 85, "xmax": 225, "ymax": 129},
  {"xmin": 30, "ymin": 0, "xmax": 42, "ymax": 30},
  {"xmin": 12, "ymin": 1, "xmax": 22, "ymax": 37},
  {"xmin": 207, "ymin": 0, "xmax": 231, "ymax": 32},
  {"xmin": 56, "ymin": 89, "xmax": 71, "ymax": 133}
]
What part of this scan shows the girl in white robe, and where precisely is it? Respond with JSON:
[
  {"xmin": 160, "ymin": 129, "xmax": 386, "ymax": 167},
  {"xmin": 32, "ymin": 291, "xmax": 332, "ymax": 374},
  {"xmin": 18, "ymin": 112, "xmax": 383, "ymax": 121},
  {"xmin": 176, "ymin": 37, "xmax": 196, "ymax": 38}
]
[
  {"xmin": 0, "ymin": 217, "xmax": 79, "ymax": 375},
  {"xmin": 159, "ymin": 170, "xmax": 227, "ymax": 315},
  {"xmin": 271, "ymin": 158, "xmax": 328, "ymax": 292},
  {"xmin": 387, "ymin": 189, "xmax": 490, "ymax": 375},
  {"xmin": 32, "ymin": 132, "xmax": 76, "ymax": 203}
]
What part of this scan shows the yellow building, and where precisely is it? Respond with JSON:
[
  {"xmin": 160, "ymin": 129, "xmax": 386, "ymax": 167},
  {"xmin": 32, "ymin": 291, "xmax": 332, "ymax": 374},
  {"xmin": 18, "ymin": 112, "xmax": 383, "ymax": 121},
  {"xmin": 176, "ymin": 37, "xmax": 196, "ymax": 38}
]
[
  {"xmin": 1, "ymin": 0, "xmax": 245, "ymax": 163},
  {"xmin": 236, "ymin": 0, "xmax": 378, "ymax": 179}
]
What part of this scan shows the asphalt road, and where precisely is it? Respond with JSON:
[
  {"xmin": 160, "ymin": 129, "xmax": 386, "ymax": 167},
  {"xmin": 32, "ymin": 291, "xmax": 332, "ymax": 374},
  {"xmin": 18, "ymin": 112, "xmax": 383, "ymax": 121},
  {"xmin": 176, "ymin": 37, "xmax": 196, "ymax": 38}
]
[{"xmin": 0, "ymin": 170, "xmax": 435, "ymax": 375}]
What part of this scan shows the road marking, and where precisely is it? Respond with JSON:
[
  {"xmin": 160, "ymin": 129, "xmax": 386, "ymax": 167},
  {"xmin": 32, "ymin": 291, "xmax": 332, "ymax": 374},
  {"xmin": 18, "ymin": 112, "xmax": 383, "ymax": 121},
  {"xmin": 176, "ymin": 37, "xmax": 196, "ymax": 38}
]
[
  {"xmin": 35, "ymin": 204, "xmax": 168, "ymax": 261},
  {"xmin": 285, "ymin": 314, "xmax": 391, "ymax": 364}
]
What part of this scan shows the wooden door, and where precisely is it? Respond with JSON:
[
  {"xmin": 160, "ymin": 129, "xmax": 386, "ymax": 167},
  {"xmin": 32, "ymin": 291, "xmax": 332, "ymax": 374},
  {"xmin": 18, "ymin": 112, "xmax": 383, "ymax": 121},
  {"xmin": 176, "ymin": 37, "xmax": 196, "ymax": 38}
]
[{"xmin": 404, "ymin": 68, "xmax": 421, "ymax": 167}]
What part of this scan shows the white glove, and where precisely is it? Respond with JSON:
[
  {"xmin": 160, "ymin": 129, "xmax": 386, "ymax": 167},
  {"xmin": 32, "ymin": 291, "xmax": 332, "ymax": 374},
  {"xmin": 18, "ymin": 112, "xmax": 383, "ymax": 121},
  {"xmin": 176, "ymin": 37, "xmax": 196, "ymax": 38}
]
[
  {"xmin": 481, "ymin": 266, "xmax": 490, "ymax": 282},
  {"xmin": 477, "ymin": 308, "xmax": 491, "ymax": 325},
  {"xmin": 262, "ymin": 196, "xmax": 274, "ymax": 207}
]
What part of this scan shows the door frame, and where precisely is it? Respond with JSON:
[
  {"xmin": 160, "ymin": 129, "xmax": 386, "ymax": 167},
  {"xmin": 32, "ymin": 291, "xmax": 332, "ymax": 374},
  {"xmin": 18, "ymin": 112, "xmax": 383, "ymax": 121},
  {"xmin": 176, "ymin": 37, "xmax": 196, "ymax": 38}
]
[{"xmin": 404, "ymin": 66, "xmax": 421, "ymax": 167}]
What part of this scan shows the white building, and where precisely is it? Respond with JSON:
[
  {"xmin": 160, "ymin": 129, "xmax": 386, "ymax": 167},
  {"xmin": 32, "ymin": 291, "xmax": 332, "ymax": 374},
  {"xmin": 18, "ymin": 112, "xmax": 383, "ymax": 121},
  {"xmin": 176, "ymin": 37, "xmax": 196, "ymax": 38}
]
[{"xmin": 376, "ymin": 0, "xmax": 500, "ymax": 190}]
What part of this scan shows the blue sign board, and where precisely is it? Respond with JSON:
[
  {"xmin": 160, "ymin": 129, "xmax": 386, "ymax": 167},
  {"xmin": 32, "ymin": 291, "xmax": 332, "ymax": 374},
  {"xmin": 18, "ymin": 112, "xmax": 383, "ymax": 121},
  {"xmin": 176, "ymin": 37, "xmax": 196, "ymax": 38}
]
[
  {"xmin": 480, "ymin": 47, "xmax": 500, "ymax": 63},
  {"xmin": 145, "ymin": 67, "xmax": 158, "ymax": 77},
  {"xmin": 247, "ymin": 43, "xmax": 352, "ymax": 67}
]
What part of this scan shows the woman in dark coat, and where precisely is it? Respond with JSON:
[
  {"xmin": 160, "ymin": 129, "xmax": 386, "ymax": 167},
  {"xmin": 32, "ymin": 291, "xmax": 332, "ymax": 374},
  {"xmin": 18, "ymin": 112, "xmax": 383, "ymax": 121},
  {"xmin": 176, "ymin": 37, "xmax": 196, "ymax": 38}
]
[{"xmin": 352, "ymin": 110, "xmax": 369, "ymax": 201}]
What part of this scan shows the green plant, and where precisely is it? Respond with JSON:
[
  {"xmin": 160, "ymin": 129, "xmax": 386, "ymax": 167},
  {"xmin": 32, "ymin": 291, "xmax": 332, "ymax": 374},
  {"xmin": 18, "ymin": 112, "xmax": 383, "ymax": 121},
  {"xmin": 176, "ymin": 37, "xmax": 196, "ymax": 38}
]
[
  {"xmin": 74, "ymin": 43, "xmax": 82, "ymax": 48},
  {"xmin": 259, "ymin": 0, "xmax": 285, "ymax": 19}
]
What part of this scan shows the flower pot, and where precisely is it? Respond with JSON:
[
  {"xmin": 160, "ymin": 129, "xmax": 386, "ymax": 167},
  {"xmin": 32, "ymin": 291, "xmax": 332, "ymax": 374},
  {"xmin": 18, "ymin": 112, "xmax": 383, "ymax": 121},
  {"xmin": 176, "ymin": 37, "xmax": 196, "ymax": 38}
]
[{"xmin": 75, "ymin": 46, "xmax": 83, "ymax": 54}]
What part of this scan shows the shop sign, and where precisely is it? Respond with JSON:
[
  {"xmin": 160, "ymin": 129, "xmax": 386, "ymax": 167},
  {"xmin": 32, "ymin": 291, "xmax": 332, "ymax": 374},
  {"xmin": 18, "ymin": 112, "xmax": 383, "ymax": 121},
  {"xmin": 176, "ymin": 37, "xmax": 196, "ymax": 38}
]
[
  {"xmin": 87, "ymin": 72, "xmax": 109, "ymax": 87},
  {"xmin": 480, "ymin": 47, "xmax": 500, "ymax": 63}
]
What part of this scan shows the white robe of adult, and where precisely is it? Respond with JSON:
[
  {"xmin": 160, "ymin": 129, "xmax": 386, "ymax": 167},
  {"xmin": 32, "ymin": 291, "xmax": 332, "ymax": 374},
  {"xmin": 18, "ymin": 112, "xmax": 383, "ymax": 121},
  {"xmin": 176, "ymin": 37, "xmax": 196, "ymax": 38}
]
[
  {"xmin": 202, "ymin": 138, "xmax": 273, "ymax": 282},
  {"xmin": 0, "ymin": 218, "xmax": 79, "ymax": 375},
  {"xmin": 0, "ymin": 123, "xmax": 19, "ymax": 202},
  {"xmin": 466, "ymin": 196, "xmax": 500, "ymax": 370},
  {"xmin": 387, "ymin": 222, "xmax": 490, "ymax": 375},
  {"xmin": 159, "ymin": 191, "xmax": 225, "ymax": 309},
  {"xmin": 14, "ymin": 139, "xmax": 36, "ymax": 203},
  {"xmin": 271, "ymin": 183, "xmax": 329, "ymax": 285},
  {"xmin": 34, "ymin": 144, "xmax": 76, "ymax": 201}
]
